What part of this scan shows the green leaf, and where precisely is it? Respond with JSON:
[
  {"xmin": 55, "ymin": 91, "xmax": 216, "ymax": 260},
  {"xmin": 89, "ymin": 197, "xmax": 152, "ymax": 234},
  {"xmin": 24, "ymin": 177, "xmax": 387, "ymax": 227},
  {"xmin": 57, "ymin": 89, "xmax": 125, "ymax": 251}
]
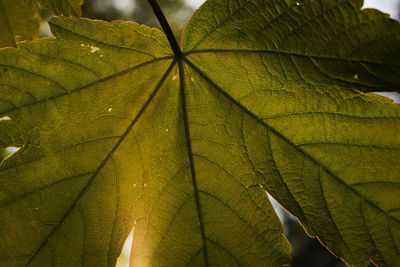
[
  {"xmin": 182, "ymin": 0, "xmax": 400, "ymax": 265},
  {"xmin": 0, "ymin": 0, "xmax": 399, "ymax": 266},
  {"xmin": 0, "ymin": 0, "xmax": 83, "ymax": 49},
  {"xmin": 37, "ymin": 0, "xmax": 83, "ymax": 17},
  {"xmin": 182, "ymin": 0, "xmax": 400, "ymax": 93},
  {"xmin": 0, "ymin": 0, "xmax": 41, "ymax": 48}
]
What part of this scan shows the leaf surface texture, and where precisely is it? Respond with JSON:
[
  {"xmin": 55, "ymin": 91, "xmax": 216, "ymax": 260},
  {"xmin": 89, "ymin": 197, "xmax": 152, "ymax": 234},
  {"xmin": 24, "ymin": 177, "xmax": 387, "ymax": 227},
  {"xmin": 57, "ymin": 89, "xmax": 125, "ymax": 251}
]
[
  {"xmin": 0, "ymin": 0, "xmax": 83, "ymax": 48},
  {"xmin": 37, "ymin": 0, "xmax": 83, "ymax": 16},
  {"xmin": 0, "ymin": 0, "xmax": 400, "ymax": 266},
  {"xmin": 0, "ymin": 0, "xmax": 40, "ymax": 47}
]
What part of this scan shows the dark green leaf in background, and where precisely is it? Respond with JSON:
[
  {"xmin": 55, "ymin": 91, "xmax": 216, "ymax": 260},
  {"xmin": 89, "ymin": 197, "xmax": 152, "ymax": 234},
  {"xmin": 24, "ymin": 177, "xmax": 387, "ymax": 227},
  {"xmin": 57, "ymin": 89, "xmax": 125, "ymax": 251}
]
[
  {"xmin": 0, "ymin": 0, "xmax": 41, "ymax": 48},
  {"xmin": 0, "ymin": 0, "xmax": 83, "ymax": 48},
  {"xmin": 37, "ymin": 0, "xmax": 83, "ymax": 17}
]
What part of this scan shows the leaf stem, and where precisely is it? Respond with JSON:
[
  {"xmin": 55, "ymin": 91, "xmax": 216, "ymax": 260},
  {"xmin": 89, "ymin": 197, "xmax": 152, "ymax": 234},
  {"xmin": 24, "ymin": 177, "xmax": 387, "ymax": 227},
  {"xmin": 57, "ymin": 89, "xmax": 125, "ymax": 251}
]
[{"xmin": 147, "ymin": 0, "xmax": 182, "ymax": 58}]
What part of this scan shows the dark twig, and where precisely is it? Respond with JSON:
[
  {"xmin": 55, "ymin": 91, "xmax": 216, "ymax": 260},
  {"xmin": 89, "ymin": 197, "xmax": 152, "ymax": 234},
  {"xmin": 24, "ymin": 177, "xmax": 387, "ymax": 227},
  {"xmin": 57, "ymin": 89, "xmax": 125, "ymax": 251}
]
[{"xmin": 147, "ymin": 0, "xmax": 182, "ymax": 58}]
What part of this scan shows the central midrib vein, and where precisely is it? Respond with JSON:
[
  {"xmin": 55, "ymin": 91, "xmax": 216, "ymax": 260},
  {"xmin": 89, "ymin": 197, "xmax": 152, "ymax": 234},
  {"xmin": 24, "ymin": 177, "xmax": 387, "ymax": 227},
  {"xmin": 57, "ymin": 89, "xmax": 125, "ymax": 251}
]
[{"xmin": 178, "ymin": 58, "xmax": 209, "ymax": 266}]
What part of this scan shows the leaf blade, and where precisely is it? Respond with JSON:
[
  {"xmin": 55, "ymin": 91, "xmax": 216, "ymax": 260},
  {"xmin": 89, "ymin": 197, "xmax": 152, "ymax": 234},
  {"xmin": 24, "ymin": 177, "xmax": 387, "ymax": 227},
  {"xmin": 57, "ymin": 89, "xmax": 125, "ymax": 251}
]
[
  {"xmin": 1, "ymin": 0, "xmax": 400, "ymax": 265},
  {"xmin": 0, "ymin": 17, "xmax": 176, "ymax": 266},
  {"xmin": 182, "ymin": 0, "xmax": 400, "ymax": 92},
  {"xmin": 37, "ymin": 0, "xmax": 83, "ymax": 16},
  {"xmin": 0, "ymin": 0, "xmax": 40, "ymax": 48},
  {"xmin": 181, "ymin": 0, "xmax": 400, "ymax": 264}
]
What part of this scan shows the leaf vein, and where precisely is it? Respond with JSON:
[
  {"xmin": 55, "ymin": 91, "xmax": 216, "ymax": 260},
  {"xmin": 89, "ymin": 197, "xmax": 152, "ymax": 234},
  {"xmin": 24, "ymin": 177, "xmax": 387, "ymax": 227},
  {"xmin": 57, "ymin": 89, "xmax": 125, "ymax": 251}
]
[
  {"xmin": 179, "ymin": 58, "xmax": 209, "ymax": 265},
  {"xmin": 24, "ymin": 60, "xmax": 177, "ymax": 265},
  {"xmin": 49, "ymin": 22, "xmax": 158, "ymax": 58},
  {"xmin": 183, "ymin": 57, "xmax": 400, "ymax": 227},
  {"xmin": 0, "ymin": 64, "xmax": 69, "ymax": 93},
  {"xmin": 318, "ymin": 167, "xmax": 355, "ymax": 262},
  {"xmin": 184, "ymin": 49, "xmax": 399, "ymax": 67},
  {"xmin": 0, "ymin": 56, "xmax": 173, "ymax": 116},
  {"xmin": 0, "ymin": 172, "xmax": 93, "ymax": 207}
]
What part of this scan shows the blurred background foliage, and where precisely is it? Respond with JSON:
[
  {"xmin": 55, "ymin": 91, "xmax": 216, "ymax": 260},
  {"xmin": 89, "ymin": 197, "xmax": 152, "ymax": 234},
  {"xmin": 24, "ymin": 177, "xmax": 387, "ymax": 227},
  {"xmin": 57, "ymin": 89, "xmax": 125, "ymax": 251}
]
[
  {"xmin": 81, "ymin": 0, "xmax": 194, "ymax": 40},
  {"xmin": 1, "ymin": 0, "xmax": 399, "ymax": 266}
]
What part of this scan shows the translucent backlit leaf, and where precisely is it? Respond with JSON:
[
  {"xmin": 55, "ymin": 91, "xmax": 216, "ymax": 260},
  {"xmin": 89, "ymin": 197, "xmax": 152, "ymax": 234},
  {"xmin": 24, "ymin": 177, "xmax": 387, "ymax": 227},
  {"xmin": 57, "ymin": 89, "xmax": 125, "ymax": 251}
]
[
  {"xmin": 0, "ymin": 0, "xmax": 40, "ymax": 47},
  {"xmin": 0, "ymin": 0, "xmax": 83, "ymax": 48},
  {"xmin": 37, "ymin": 0, "xmax": 83, "ymax": 16},
  {"xmin": 0, "ymin": 0, "xmax": 399, "ymax": 266}
]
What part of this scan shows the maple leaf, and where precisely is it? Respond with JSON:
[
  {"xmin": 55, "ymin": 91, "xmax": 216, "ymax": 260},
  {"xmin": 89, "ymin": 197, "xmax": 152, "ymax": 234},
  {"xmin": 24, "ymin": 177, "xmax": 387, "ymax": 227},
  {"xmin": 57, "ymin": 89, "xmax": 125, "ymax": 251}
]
[
  {"xmin": 0, "ymin": 0, "xmax": 83, "ymax": 48},
  {"xmin": 0, "ymin": 0, "xmax": 400, "ymax": 266}
]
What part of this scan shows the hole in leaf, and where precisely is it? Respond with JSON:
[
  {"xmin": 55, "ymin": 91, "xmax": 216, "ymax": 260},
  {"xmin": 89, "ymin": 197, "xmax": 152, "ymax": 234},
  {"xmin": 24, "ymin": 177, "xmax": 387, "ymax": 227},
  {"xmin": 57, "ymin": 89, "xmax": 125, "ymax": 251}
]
[
  {"xmin": 363, "ymin": 0, "xmax": 399, "ymax": 19},
  {"xmin": 37, "ymin": 5, "xmax": 53, "ymax": 38},
  {"xmin": 90, "ymin": 46, "xmax": 100, "ymax": 53},
  {"xmin": 267, "ymin": 192, "xmax": 288, "ymax": 223},
  {"xmin": 0, "ymin": 146, "xmax": 21, "ymax": 165},
  {"xmin": 372, "ymin": 92, "xmax": 400, "ymax": 104},
  {"xmin": 266, "ymin": 192, "xmax": 348, "ymax": 266},
  {"xmin": 116, "ymin": 228, "xmax": 134, "ymax": 267},
  {"xmin": 0, "ymin": 116, "xmax": 11, "ymax": 121}
]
